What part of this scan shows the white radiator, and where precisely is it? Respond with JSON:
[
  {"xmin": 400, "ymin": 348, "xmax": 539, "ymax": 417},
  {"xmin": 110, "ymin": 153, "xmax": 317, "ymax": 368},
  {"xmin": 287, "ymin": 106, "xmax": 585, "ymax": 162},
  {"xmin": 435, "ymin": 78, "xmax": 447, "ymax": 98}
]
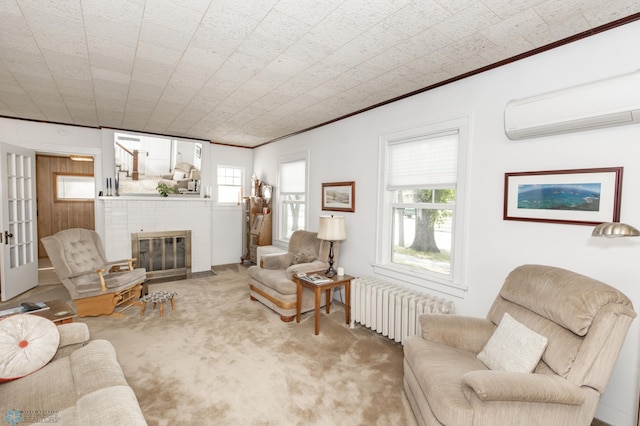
[{"xmin": 351, "ymin": 277, "xmax": 454, "ymax": 344}]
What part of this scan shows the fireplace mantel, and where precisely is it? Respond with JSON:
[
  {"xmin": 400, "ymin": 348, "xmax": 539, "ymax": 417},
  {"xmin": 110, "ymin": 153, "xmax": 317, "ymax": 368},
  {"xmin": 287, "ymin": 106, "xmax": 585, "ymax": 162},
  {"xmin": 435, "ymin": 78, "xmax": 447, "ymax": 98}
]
[{"xmin": 99, "ymin": 196, "xmax": 210, "ymax": 201}]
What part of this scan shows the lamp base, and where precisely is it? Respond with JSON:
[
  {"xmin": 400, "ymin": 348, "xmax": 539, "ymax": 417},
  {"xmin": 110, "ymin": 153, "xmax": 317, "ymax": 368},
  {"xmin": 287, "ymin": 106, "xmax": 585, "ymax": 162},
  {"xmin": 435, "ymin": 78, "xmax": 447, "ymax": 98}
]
[{"xmin": 325, "ymin": 240, "xmax": 336, "ymax": 278}]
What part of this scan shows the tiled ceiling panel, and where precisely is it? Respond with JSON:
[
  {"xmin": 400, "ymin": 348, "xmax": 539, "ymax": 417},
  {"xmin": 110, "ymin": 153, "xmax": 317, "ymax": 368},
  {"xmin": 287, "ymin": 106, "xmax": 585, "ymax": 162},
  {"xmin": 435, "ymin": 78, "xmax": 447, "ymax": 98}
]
[{"xmin": 0, "ymin": 0, "xmax": 638, "ymax": 147}]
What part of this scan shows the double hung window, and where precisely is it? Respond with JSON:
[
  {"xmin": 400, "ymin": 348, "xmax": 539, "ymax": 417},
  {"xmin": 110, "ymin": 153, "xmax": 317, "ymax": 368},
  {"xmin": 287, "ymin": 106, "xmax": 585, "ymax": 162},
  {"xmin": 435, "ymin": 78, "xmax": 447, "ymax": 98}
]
[
  {"xmin": 376, "ymin": 119, "xmax": 468, "ymax": 295},
  {"xmin": 217, "ymin": 166, "xmax": 243, "ymax": 203},
  {"xmin": 277, "ymin": 156, "xmax": 307, "ymax": 241}
]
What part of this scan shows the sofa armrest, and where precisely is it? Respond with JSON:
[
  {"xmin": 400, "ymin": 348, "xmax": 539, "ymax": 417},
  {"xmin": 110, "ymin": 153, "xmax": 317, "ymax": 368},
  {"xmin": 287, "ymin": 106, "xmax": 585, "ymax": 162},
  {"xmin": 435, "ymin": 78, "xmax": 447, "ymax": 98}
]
[
  {"xmin": 106, "ymin": 258, "xmax": 136, "ymax": 271},
  {"xmin": 462, "ymin": 371, "xmax": 585, "ymax": 405},
  {"xmin": 286, "ymin": 259, "xmax": 330, "ymax": 276},
  {"xmin": 262, "ymin": 253, "xmax": 293, "ymax": 269},
  {"xmin": 419, "ymin": 315, "xmax": 495, "ymax": 354},
  {"xmin": 53, "ymin": 323, "xmax": 90, "ymax": 361},
  {"xmin": 68, "ymin": 268, "xmax": 101, "ymax": 279}
]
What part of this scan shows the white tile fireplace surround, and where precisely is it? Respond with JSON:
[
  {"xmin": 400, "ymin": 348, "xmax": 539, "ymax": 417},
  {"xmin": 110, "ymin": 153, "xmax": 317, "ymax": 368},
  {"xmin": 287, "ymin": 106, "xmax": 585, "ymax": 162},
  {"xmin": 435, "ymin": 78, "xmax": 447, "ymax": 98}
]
[{"xmin": 98, "ymin": 197, "xmax": 212, "ymax": 274}]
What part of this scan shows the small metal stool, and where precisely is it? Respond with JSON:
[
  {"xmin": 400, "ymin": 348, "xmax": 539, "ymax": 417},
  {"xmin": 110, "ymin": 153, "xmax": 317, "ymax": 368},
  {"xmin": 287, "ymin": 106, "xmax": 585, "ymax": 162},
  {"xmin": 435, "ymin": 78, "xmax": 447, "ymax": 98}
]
[{"xmin": 140, "ymin": 291, "xmax": 177, "ymax": 317}]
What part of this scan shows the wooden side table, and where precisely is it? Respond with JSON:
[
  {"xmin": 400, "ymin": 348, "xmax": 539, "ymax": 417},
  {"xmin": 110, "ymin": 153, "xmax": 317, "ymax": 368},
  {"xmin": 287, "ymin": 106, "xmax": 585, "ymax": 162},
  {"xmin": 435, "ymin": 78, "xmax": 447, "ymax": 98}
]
[
  {"xmin": 32, "ymin": 300, "xmax": 76, "ymax": 326},
  {"xmin": 294, "ymin": 271, "xmax": 354, "ymax": 335}
]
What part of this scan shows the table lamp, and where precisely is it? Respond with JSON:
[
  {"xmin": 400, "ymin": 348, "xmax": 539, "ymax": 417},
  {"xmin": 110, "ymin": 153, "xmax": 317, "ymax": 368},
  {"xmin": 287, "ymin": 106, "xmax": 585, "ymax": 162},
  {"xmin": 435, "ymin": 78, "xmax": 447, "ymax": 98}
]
[
  {"xmin": 191, "ymin": 170, "xmax": 201, "ymax": 192},
  {"xmin": 317, "ymin": 215, "xmax": 346, "ymax": 277}
]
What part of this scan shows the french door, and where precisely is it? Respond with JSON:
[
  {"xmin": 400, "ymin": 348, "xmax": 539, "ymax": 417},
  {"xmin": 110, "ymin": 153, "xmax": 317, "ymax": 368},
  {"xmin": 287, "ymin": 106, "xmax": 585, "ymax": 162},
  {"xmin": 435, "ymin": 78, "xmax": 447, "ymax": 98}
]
[{"xmin": 0, "ymin": 143, "xmax": 37, "ymax": 301}]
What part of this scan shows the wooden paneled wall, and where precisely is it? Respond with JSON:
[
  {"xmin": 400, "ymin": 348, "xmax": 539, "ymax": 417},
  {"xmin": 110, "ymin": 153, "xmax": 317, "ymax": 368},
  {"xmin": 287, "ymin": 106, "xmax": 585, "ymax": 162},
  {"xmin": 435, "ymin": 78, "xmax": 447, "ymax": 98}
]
[{"xmin": 37, "ymin": 155, "xmax": 95, "ymax": 258}]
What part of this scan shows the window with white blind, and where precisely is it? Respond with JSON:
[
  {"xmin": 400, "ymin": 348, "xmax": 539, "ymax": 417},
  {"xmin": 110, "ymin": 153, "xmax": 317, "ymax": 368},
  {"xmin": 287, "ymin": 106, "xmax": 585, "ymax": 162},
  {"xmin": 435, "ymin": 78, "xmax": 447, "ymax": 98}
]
[
  {"xmin": 277, "ymin": 155, "xmax": 307, "ymax": 241},
  {"xmin": 375, "ymin": 118, "xmax": 469, "ymax": 296},
  {"xmin": 217, "ymin": 166, "xmax": 243, "ymax": 203}
]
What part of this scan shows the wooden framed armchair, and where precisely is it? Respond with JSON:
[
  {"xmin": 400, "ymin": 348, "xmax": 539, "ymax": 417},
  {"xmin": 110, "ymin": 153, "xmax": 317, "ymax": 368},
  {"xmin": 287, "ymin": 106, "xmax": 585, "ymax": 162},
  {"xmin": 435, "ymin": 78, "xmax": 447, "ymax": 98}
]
[
  {"xmin": 247, "ymin": 230, "xmax": 339, "ymax": 322},
  {"xmin": 41, "ymin": 228, "xmax": 146, "ymax": 317}
]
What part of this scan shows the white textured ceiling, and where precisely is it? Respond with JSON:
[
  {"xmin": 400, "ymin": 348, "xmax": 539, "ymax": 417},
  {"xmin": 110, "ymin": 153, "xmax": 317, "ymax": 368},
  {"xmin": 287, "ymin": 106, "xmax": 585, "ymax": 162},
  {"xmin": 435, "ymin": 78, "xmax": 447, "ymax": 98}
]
[{"xmin": 1, "ymin": 1, "xmax": 639, "ymax": 147}]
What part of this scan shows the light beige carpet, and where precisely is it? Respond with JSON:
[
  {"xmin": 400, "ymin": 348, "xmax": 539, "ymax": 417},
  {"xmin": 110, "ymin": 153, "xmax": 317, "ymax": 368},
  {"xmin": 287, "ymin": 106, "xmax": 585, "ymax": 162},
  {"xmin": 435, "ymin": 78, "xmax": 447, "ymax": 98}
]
[{"xmin": 81, "ymin": 266, "xmax": 417, "ymax": 426}]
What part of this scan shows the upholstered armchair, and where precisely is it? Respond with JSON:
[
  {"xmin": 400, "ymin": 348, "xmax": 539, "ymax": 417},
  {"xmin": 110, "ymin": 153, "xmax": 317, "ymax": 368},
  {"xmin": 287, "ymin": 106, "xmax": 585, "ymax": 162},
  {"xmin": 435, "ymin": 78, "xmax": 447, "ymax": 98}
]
[
  {"xmin": 248, "ymin": 230, "xmax": 339, "ymax": 322},
  {"xmin": 403, "ymin": 264, "xmax": 636, "ymax": 426},
  {"xmin": 41, "ymin": 228, "xmax": 147, "ymax": 317},
  {"xmin": 158, "ymin": 162, "xmax": 197, "ymax": 190}
]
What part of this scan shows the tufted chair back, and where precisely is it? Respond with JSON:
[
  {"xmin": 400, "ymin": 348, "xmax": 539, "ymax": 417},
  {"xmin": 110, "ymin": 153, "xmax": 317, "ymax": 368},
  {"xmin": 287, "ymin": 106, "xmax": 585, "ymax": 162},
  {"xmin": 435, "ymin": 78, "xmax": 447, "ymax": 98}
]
[
  {"xmin": 42, "ymin": 228, "xmax": 147, "ymax": 305},
  {"xmin": 43, "ymin": 228, "xmax": 108, "ymax": 281}
]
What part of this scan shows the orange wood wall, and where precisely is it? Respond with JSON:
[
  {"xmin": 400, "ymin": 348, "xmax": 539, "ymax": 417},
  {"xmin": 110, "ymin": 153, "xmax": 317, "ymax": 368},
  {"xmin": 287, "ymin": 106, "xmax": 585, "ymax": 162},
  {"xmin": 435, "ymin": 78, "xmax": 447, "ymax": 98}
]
[{"xmin": 37, "ymin": 155, "xmax": 95, "ymax": 258}]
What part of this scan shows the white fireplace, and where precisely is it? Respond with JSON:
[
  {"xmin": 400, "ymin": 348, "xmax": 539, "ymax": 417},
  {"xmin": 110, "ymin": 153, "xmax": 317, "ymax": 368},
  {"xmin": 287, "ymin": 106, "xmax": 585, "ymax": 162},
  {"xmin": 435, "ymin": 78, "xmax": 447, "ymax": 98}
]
[{"xmin": 98, "ymin": 197, "xmax": 212, "ymax": 273}]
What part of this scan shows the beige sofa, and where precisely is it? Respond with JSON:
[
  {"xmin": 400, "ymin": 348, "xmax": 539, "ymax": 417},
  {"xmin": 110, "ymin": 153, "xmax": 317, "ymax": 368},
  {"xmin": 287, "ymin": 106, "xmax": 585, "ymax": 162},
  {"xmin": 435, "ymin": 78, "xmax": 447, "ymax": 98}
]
[
  {"xmin": 403, "ymin": 264, "xmax": 636, "ymax": 426},
  {"xmin": 0, "ymin": 322, "xmax": 147, "ymax": 425},
  {"xmin": 157, "ymin": 162, "xmax": 197, "ymax": 191},
  {"xmin": 248, "ymin": 230, "xmax": 338, "ymax": 322}
]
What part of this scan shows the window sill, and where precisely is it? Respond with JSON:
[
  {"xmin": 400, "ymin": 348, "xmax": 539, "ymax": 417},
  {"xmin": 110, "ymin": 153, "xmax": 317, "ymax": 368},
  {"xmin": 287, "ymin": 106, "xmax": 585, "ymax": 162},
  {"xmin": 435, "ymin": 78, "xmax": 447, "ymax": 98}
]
[{"xmin": 372, "ymin": 263, "xmax": 467, "ymax": 299}]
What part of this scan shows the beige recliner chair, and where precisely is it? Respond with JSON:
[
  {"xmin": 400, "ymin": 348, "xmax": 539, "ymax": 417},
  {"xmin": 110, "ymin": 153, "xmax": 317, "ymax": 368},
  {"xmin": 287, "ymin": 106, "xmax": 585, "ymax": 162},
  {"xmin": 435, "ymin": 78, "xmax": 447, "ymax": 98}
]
[
  {"xmin": 157, "ymin": 162, "xmax": 197, "ymax": 191},
  {"xmin": 248, "ymin": 230, "xmax": 338, "ymax": 322},
  {"xmin": 41, "ymin": 228, "xmax": 146, "ymax": 317},
  {"xmin": 403, "ymin": 264, "xmax": 636, "ymax": 426}
]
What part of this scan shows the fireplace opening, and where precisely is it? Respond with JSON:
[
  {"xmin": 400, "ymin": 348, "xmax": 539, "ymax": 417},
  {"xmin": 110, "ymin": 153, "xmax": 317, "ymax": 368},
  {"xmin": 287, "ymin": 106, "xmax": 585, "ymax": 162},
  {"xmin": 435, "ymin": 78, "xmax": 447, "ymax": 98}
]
[{"xmin": 132, "ymin": 230, "xmax": 192, "ymax": 284}]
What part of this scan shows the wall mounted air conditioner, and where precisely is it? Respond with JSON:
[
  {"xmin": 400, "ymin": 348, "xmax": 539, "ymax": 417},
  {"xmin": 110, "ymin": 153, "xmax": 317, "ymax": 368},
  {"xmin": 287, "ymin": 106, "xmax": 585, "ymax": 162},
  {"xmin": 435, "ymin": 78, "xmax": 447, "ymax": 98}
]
[{"xmin": 504, "ymin": 70, "xmax": 640, "ymax": 140}]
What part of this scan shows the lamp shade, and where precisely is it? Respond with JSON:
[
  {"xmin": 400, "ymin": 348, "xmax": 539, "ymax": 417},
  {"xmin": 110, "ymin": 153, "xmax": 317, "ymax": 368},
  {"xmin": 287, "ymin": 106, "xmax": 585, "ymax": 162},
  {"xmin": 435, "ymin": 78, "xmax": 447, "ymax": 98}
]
[
  {"xmin": 317, "ymin": 215, "xmax": 346, "ymax": 241},
  {"xmin": 191, "ymin": 170, "xmax": 201, "ymax": 180},
  {"xmin": 592, "ymin": 222, "xmax": 640, "ymax": 238}
]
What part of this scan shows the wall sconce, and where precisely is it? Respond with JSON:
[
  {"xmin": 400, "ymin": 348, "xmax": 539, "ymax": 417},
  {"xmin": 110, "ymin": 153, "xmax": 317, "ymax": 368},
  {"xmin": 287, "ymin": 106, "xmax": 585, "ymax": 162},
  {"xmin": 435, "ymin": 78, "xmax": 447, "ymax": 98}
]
[
  {"xmin": 591, "ymin": 222, "xmax": 640, "ymax": 238},
  {"xmin": 317, "ymin": 215, "xmax": 346, "ymax": 277}
]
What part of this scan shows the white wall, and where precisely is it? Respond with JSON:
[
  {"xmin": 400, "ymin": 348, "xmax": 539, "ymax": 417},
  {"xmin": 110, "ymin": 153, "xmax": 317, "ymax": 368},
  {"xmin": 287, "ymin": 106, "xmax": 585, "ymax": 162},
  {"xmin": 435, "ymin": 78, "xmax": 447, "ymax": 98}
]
[
  {"xmin": 253, "ymin": 21, "xmax": 640, "ymax": 425},
  {"xmin": 209, "ymin": 143, "xmax": 253, "ymax": 265}
]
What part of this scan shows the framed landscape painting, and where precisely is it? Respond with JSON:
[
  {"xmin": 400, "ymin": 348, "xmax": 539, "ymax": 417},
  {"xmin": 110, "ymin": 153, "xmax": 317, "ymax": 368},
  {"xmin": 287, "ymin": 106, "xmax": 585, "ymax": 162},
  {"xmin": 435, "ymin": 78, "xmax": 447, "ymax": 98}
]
[
  {"xmin": 322, "ymin": 181, "xmax": 355, "ymax": 212},
  {"xmin": 504, "ymin": 167, "xmax": 623, "ymax": 225}
]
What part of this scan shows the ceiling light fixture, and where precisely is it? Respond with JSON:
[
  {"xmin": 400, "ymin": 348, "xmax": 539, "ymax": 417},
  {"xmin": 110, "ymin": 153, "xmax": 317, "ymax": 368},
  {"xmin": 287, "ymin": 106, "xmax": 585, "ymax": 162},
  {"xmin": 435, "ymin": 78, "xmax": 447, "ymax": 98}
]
[{"xmin": 70, "ymin": 154, "xmax": 94, "ymax": 162}]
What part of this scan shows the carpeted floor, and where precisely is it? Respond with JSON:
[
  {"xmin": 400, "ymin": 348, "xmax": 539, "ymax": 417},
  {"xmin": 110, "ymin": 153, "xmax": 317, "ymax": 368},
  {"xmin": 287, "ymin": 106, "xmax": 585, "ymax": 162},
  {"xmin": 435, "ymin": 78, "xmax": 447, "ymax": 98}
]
[
  {"xmin": 76, "ymin": 265, "xmax": 417, "ymax": 425},
  {"xmin": 0, "ymin": 266, "xmax": 614, "ymax": 425}
]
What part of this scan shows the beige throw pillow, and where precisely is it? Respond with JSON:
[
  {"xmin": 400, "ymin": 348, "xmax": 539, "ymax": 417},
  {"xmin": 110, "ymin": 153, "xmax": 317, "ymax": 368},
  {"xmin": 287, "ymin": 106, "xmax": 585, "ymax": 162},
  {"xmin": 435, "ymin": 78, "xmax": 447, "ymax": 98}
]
[
  {"xmin": 477, "ymin": 313, "xmax": 548, "ymax": 373},
  {"xmin": 290, "ymin": 250, "xmax": 316, "ymax": 266}
]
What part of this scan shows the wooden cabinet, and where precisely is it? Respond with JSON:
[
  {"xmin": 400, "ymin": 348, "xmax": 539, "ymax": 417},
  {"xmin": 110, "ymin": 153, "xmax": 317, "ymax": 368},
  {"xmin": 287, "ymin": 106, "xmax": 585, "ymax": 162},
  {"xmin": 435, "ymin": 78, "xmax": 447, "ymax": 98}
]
[{"xmin": 242, "ymin": 196, "xmax": 272, "ymax": 264}]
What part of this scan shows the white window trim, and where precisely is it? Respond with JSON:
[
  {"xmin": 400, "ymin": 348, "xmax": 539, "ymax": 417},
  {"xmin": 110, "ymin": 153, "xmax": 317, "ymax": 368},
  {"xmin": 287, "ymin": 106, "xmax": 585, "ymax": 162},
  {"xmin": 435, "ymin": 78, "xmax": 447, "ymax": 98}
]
[
  {"xmin": 374, "ymin": 117, "xmax": 471, "ymax": 298},
  {"xmin": 275, "ymin": 151, "xmax": 309, "ymax": 245}
]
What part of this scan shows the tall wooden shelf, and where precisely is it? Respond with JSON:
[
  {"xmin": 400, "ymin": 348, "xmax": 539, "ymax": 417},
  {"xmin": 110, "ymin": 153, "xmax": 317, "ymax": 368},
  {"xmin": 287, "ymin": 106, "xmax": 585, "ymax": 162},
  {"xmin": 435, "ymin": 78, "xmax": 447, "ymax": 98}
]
[{"xmin": 241, "ymin": 196, "xmax": 272, "ymax": 264}]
